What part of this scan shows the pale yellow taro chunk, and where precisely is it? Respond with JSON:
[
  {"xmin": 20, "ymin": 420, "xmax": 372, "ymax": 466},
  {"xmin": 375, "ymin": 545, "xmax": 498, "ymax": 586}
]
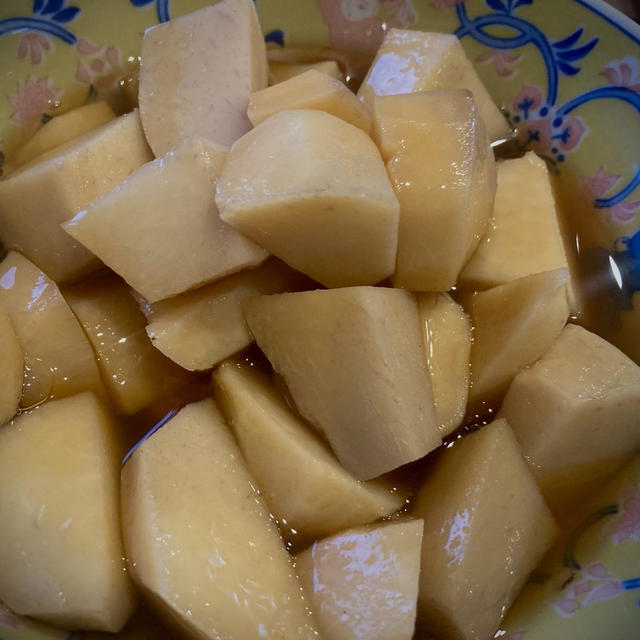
[
  {"xmin": 64, "ymin": 273, "xmax": 190, "ymax": 415},
  {"xmin": 245, "ymin": 286, "xmax": 440, "ymax": 480},
  {"xmin": 121, "ymin": 399, "xmax": 319, "ymax": 640},
  {"xmin": 0, "ymin": 306, "xmax": 23, "ymax": 425},
  {"xmin": 0, "ymin": 111, "xmax": 152, "ymax": 283},
  {"xmin": 460, "ymin": 152, "xmax": 570, "ymax": 289},
  {"xmin": 414, "ymin": 419, "xmax": 557, "ymax": 640},
  {"xmin": 216, "ymin": 109, "xmax": 399, "ymax": 288},
  {"xmin": 249, "ymin": 68, "xmax": 370, "ymax": 131},
  {"xmin": 466, "ymin": 268, "xmax": 570, "ymax": 410},
  {"xmin": 138, "ymin": 0, "xmax": 268, "ymax": 155},
  {"xmin": 0, "ymin": 393, "xmax": 137, "ymax": 632},
  {"xmin": 296, "ymin": 519, "xmax": 424, "ymax": 640},
  {"xmin": 144, "ymin": 259, "xmax": 308, "ymax": 371},
  {"xmin": 359, "ymin": 29, "xmax": 510, "ymax": 141},
  {"xmin": 213, "ymin": 361, "xmax": 404, "ymax": 542},
  {"xmin": 11, "ymin": 101, "xmax": 116, "ymax": 169},
  {"xmin": 0, "ymin": 251, "xmax": 104, "ymax": 408},
  {"xmin": 372, "ymin": 90, "xmax": 495, "ymax": 291},
  {"xmin": 417, "ymin": 292, "xmax": 471, "ymax": 436},
  {"xmin": 62, "ymin": 138, "xmax": 267, "ymax": 303},
  {"xmin": 498, "ymin": 323, "xmax": 640, "ymax": 516},
  {"xmin": 269, "ymin": 59, "xmax": 343, "ymax": 84}
]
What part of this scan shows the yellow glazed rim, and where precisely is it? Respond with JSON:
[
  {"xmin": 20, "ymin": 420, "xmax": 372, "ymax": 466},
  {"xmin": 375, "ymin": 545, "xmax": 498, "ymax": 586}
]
[{"xmin": 0, "ymin": 1, "xmax": 639, "ymax": 639}]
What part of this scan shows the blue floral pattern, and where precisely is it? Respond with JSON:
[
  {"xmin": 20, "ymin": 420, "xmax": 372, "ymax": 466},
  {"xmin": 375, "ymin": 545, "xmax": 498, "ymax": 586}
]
[
  {"xmin": 454, "ymin": 0, "xmax": 640, "ymax": 213},
  {"xmin": 32, "ymin": 0, "xmax": 80, "ymax": 24},
  {"xmin": 129, "ymin": 0, "xmax": 171, "ymax": 23},
  {"xmin": 0, "ymin": 0, "xmax": 81, "ymax": 44}
]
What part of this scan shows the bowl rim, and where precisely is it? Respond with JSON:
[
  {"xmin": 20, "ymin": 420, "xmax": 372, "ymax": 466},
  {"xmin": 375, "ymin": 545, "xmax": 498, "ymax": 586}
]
[{"xmin": 577, "ymin": 0, "xmax": 640, "ymax": 44}]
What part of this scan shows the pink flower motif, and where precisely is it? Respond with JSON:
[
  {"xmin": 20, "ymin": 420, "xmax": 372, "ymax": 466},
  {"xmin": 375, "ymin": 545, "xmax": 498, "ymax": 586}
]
[
  {"xmin": 549, "ymin": 560, "xmax": 631, "ymax": 620},
  {"xmin": 76, "ymin": 63, "xmax": 90, "ymax": 84},
  {"xmin": 580, "ymin": 167, "xmax": 621, "ymax": 198},
  {"xmin": 570, "ymin": 579, "xmax": 596, "ymax": 596},
  {"xmin": 611, "ymin": 200, "xmax": 640, "ymax": 223},
  {"xmin": 556, "ymin": 116, "xmax": 587, "ymax": 151},
  {"xmin": 7, "ymin": 76, "xmax": 62, "ymax": 124},
  {"xmin": 600, "ymin": 56, "xmax": 640, "ymax": 92},
  {"xmin": 17, "ymin": 32, "xmax": 52, "ymax": 66},
  {"xmin": 476, "ymin": 48, "xmax": 522, "ymax": 78},
  {"xmin": 319, "ymin": 0, "xmax": 421, "ymax": 57},
  {"xmin": 567, "ymin": 564, "xmax": 613, "ymax": 599},
  {"xmin": 583, "ymin": 562, "xmax": 613, "ymax": 580},
  {"xmin": 609, "ymin": 484, "xmax": 640, "ymax": 543},
  {"xmin": 580, "ymin": 168, "xmax": 640, "ymax": 223},
  {"xmin": 76, "ymin": 37, "xmax": 101, "ymax": 55},
  {"xmin": 105, "ymin": 46, "xmax": 120, "ymax": 68},
  {"xmin": 551, "ymin": 597, "xmax": 581, "ymax": 617},
  {"xmin": 432, "ymin": 0, "xmax": 468, "ymax": 8},
  {"xmin": 75, "ymin": 41, "xmax": 124, "ymax": 92},
  {"xmin": 511, "ymin": 83, "xmax": 587, "ymax": 157},
  {"xmin": 517, "ymin": 117, "xmax": 552, "ymax": 153},
  {"xmin": 512, "ymin": 84, "xmax": 543, "ymax": 117},
  {"xmin": 583, "ymin": 580, "xmax": 622, "ymax": 605}
]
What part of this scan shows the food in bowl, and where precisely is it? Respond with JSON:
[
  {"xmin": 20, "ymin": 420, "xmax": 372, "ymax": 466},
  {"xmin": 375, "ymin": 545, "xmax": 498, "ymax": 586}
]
[{"xmin": 0, "ymin": 0, "xmax": 638, "ymax": 638}]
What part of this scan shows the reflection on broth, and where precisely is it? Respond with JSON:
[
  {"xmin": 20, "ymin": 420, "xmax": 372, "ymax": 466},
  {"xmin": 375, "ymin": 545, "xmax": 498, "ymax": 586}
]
[{"xmin": 553, "ymin": 171, "xmax": 640, "ymax": 363}]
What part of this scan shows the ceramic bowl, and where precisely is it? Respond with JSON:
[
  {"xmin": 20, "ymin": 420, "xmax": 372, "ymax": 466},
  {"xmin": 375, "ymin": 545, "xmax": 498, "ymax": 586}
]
[{"xmin": 0, "ymin": 1, "xmax": 639, "ymax": 639}]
